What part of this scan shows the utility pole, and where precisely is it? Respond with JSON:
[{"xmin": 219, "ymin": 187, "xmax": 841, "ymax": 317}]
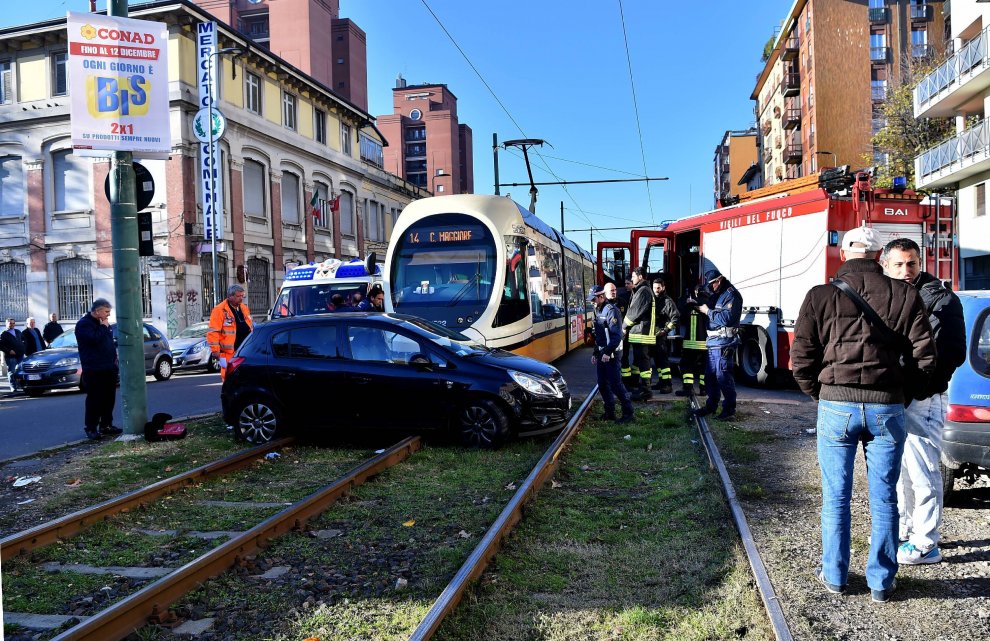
[
  {"xmin": 492, "ymin": 133, "xmax": 500, "ymax": 196},
  {"xmin": 107, "ymin": 0, "xmax": 147, "ymax": 435}
]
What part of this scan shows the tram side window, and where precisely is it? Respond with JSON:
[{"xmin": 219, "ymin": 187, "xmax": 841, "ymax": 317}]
[
  {"xmin": 530, "ymin": 237, "xmax": 562, "ymax": 321},
  {"xmin": 494, "ymin": 242, "xmax": 530, "ymax": 327},
  {"xmin": 565, "ymin": 255, "xmax": 585, "ymax": 317},
  {"xmin": 584, "ymin": 262, "xmax": 595, "ymax": 314}
]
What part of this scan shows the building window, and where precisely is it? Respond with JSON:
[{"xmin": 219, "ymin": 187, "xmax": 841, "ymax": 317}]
[
  {"xmin": 314, "ymin": 108, "xmax": 327, "ymax": 144},
  {"xmin": 0, "ymin": 261, "xmax": 27, "ymax": 321},
  {"xmin": 243, "ymin": 159, "xmax": 268, "ymax": 220},
  {"xmin": 282, "ymin": 92, "xmax": 297, "ymax": 131},
  {"xmin": 280, "ymin": 171, "xmax": 301, "ymax": 225},
  {"xmin": 201, "ymin": 254, "xmax": 228, "ymax": 310},
  {"xmin": 365, "ymin": 200, "xmax": 383, "ymax": 241},
  {"xmin": 912, "ymin": 27, "xmax": 929, "ymax": 57},
  {"xmin": 359, "ymin": 133, "xmax": 383, "ymax": 168},
  {"xmin": 245, "ymin": 72, "xmax": 262, "ymax": 115},
  {"xmin": 340, "ymin": 123, "xmax": 352, "ymax": 155},
  {"xmin": 437, "ymin": 184, "xmax": 445, "ymax": 193},
  {"xmin": 1, "ymin": 155, "xmax": 24, "ymax": 217},
  {"xmin": 0, "ymin": 60, "xmax": 12, "ymax": 104},
  {"xmin": 51, "ymin": 51, "xmax": 67, "ymax": 96},
  {"xmin": 339, "ymin": 190, "xmax": 354, "ymax": 236},
  {"xmin": 313, "ymin": 181, "xmax": 331, "ymax": 230},
  {"xmin": 239, "ymin": 13, "xmax": 269, "ymax": 45},
  {"xmin": 53, "ymin": 150, "xmax": 90, "ymax": 212},
  {"xmin": 977, "ymin": 183, "xmax": 986, "ymax": 218},
  {"xmin": 247, "ymin": 257, "xmax": 271, "ymax": 313},
  {"xmin": 56, "ymin": 257, "xmax": 93, "ymax": 319},
  {"xmin": 406, "ymin": 126, "xmax": 426, "ymax": 141}
]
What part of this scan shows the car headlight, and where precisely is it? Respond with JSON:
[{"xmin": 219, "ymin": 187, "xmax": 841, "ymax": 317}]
[
  {"xmin": 509, "ymin": 370, "xmax": 560, "ymax": 397},
  {"xmin": 193, "ymin": 340, "xmax": 208, "ymax": 353},
  {"xmin": 54, "ymin": 357, "xmax": 80, "ymax": 368}
]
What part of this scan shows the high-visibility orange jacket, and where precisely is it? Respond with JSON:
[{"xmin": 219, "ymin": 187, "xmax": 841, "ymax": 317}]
[{"xmin": 207, "ymin": 300, "xmax": 253, "ymax": 380}]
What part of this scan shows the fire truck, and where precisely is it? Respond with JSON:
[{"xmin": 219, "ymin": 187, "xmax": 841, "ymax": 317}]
[{"xmin": 597, "ymin": 169, "xmax": 957, "ymax": 386}]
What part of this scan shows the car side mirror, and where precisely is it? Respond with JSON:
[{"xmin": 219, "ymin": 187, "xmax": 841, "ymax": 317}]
[{"xmin": 409, "ymin": 353, "xmax": 433, "ymax": 370}]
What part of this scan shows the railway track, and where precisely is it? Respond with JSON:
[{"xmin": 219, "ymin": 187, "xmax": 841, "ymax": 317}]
[{"xmin": 3, "ymin": 391, "xmax": 795, "ymax": 641}]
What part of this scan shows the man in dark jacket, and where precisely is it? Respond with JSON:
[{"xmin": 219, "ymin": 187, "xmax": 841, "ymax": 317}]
[
  {"xmin": 622, "ymin": 267, "xmax": 658, "ymax": 401},
  {"xmin": 22, "ymin": 317, "xmax": 47, "ymax": 355},
  {"xmin": 2, "ymin": 317, "xmax": 26, "ymax": 392},
  {"xmin": 690, "ymin": 269, "xmax": 743, "ymax": 420},
  {"xmin": 76, "ymin": 299, "xmax": 122, "ymax": 440},
  {"xmin": 883, "ymin": 238, "xmax": 966, "ymax": 566},
  {"xmin": 43, "ymin": 313, "xmax": 64, "ymax": 344},
  {"xmin": 591, "ymin": 283, "xmax": 634, "ymax": 423},
  {"xmin": 792, "ymin": 226, "xmax": 936, "ymax": 603},
  {"xmin": 617, "ymin": 278, "xmax": 633, "ymax": 383},
  {"xmin": 650, "ymin": 276, "xmax": 680, "ymax": 393}
]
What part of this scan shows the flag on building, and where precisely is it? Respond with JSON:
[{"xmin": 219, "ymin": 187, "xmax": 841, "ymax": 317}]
[
  {"xmin": 329, "ymin": 194, "xmax": 341, "ymax": 213},
  {"xmin": 310, "ymin": 192, "xmax": 321, "ymax": 220}
]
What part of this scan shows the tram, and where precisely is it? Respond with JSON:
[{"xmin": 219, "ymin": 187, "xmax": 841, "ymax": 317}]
[{"xmin": 384, "ymin": 194, "xmax": 595, "ymax": 362}]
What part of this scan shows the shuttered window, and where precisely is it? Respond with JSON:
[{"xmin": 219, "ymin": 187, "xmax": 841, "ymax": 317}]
[
  {"xmin": 339, "ymin": 190, "xmax": 354, "ymax": 236},
  {"xmin": 53, "ymin": 150, "xmax": 90, "ymax": 212},
  {"xmin": 313, "ymin": 181, "xmax": 330, "ymax": 230},
  {"xmin": 977, "ymin": 183, "xmax": 986, "ymax": 218},
  {"xmin": 243, "ymin": 159, "xmax": 267, "ymax": 219},
  {"xmin": 280, "ymin": 172, "xmax": 300, "ymax": 225},
  {"xmin": 0, "ymin": 60, "xmax": 12, "ymax": 104}
]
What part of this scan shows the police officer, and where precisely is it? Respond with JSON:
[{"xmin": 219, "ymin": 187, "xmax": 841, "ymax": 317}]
[
  {"xmin": 591, "ymin": 283, "xmax": 634, "ymax": 423},
  {"xmin": 622, "ymin": 266, "xmax": 659, "ymax": 401},
  {"xmin": 650, "ymin": 276, "xmax": 680, "ymax": 393},
  {"xmin": 676, "ymin": 285, "xmax": 708, "ymax": 397},
  {"xmin": 690, "ymin": 269, "xmax": 742, "ymax": 420}
]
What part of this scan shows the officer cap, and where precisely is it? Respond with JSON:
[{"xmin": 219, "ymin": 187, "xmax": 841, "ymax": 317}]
[
  {"xmin": 703, "ymin": 269, "xmax": 723, "ymax": 283},
  {"xmin": 587, "ymin": 285, "xmax": 606, "ymax": 301}
]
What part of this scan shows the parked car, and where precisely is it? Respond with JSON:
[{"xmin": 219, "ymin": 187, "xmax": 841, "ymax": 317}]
[
  {"xmin": 221, "ymin": 313, "xmax": 571, "ymax": 446},
  {"xmin": 170, "ymin": 321, "xmax": 220, "ymax": 373},
  {"xmin": 942, "ymin": 290, "xmax": 990, "ymax": 498},
  {"xmin": 11, "ymin": 323, "xmax": 174, "ymax": 396}
]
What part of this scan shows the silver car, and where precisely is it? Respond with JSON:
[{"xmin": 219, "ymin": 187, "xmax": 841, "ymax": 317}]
[{"xmin": 170, "ymin": 321, "xmax": 220, "ymax": 373}]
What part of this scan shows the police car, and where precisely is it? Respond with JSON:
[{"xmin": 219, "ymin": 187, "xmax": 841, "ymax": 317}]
[
  {"xmin": 942, "ymin": 290, "xmax": 990, "ymax": 499},
  {"xmin": 270, "ymin": 255, "xmax": 382, "ymax": 319}
]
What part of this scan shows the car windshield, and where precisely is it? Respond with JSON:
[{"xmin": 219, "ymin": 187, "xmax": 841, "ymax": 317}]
[
  {"xmin": 175, "ymin": 322, "xmax": 210, "ymax": 339},
  {"xmin": 974, "ymin": 307, "xmax": 990, "ymax": 377},
  {"xmin": 271, "ymin": 282, "xmax": 370, "ymax": 317},
  {"xmin": 50, "ymin": 329, "xmax": 77, "ymax": 348},
  {"xmin": 400, "ymin": 316, "xmax": 488, "ymax": 356}
]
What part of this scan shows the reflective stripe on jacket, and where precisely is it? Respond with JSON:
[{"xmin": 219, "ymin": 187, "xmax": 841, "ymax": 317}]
[{"xmin": 207, "ymin": 301, "xmax": 254, "ymax": 359}]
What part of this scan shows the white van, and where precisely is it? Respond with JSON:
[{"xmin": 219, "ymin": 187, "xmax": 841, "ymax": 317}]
[{"xmin": 269, "ymin": 256, "xmax": 382, "ymax": 319}]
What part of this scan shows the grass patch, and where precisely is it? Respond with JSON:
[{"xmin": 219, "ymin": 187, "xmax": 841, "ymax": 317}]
[
  {"xmin": 432, "ymin": 400, "xmax": 774, "ymax": 641},
  {"xmin": 27, "ymin": 521, "xmax": 210, "ymax": 568},
  {"xmin": 2, "ymin": 560, "xmax": 125, "ymax": 614}
]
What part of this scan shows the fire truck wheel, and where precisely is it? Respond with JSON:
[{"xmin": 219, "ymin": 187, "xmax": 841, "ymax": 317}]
[{"xmin": 739, "ymin": 328, "xmax": 771, "ymax": 387}]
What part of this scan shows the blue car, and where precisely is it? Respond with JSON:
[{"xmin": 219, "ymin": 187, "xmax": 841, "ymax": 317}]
[{"xmin": 942, "ymin": 291, "xmax": 990, "ymax": 498}]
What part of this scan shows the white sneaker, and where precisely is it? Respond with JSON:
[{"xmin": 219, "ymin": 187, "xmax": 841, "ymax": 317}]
[{"xmin": 897, "ymin": 542, "xmax": 942, "ymax": 565}]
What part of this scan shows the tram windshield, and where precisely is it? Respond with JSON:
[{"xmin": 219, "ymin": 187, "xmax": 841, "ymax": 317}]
[{"xmin": 390, "ymin": 213, "xmax": 497, "ymax": 328}]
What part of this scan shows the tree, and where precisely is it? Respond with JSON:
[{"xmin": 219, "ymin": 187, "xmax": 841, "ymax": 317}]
[{"xmin": 869, "ymin": 60, "xmax": 954, "ymax": 189}]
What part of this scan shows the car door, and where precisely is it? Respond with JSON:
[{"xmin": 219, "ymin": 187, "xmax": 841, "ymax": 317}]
[
  {"xmin": 269, "ymin": 323, "xmax": 350, "ymax": 429},
  {"xmin": 342, "ymin": 323, "xmax": 446, "ymax": 431},
  {"xmin": 143, "ymin": 325, "xmax": 164, "ymax": 373}
]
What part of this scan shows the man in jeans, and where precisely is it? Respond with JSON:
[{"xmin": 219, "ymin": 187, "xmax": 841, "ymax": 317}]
[
  {"xmin": 792, "ymin": 226, "xmax": 936, "ymax": 603},
  {"xmin": 882, "ymin": 238, "xmax": 966, "ymax": 565}
]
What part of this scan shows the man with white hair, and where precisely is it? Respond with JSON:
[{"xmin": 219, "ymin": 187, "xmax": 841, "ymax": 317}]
[
  {"xmin": 22, "ymin": 317, "xmax": 47, "ymax": 355},
  {"xmin": 791, "ymin": 225, "xmax": 937, "ymax": 603}
]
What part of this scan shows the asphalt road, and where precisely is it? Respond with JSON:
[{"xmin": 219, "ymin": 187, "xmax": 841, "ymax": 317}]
[{"xmin": 0, "ymin": 370, "xmax": 224, "ymax": 462}]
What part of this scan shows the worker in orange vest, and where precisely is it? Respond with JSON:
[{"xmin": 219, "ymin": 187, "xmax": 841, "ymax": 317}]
[{"xmin": 207, "ymin": 284, "xmax": 253, "ymax": 381}]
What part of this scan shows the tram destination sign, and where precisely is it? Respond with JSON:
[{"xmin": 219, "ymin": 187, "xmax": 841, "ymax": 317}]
[
  {"xmin": 67, "ymin": 12, "xmax": 170, "ymax": 158},
  {"xmin": 406, "ymin": 225, "xmax": 486, "ymax": 245}
]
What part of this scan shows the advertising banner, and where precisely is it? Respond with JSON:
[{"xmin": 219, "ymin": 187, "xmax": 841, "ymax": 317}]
[
  {"xmin": 67, "ymin": 11, "xmax": 170, "ymax": 158},
  {"xmin": 196, "ymin": 21, "xmax": 224, "ymax": 241}
]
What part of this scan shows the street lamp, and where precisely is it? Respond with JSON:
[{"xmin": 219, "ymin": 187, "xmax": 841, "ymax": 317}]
[
  {"xmin": 815, "ymin": 150, "xmax": 837, "ymax": 170},
  {"xmin": 208, "ymin": 46, "xmax": 245, "ymax": 307}
]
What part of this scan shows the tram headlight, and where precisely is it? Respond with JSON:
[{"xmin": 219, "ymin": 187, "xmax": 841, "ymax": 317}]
[{"xmin": 508, "ymin": 370, "xmax": 560, "ymax": 397}]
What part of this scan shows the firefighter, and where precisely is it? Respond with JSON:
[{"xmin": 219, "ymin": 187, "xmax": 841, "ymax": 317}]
[
  {"xmin": 676, "ymin": 285, "xmax": 708, "ymax": 397},
  {"xmin": 622, "ymin": 267, "xmax": 658, "ymax": 401},
  {"xmin": 650, "ymin": 276, "xmax": 680, "ymax": 393},
  {"xmin": 207, "ymin": 284, "xmax": 254, "ymax": 382},
  {"xmin": 690, "ymin": 269, "xmax": 742, "ymax": 420}
]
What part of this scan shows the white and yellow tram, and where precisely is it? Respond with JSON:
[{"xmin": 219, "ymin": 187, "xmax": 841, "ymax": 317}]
[{"xmin": 385, "ymin": 195, "xmax": 595, "ymax": 363}]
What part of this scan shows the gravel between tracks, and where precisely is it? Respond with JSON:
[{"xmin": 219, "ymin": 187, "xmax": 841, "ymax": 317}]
[{"xmin": 721, "ymin": 398, "xmax": 990, "ymax": 641}]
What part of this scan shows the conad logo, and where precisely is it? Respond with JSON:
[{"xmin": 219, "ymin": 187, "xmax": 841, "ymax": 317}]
[{"xmin": 80, "ymin": 24, "xmax": 156, "ymax": 44}]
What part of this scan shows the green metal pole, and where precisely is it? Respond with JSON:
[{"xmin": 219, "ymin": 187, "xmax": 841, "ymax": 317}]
[{"xmin": 107, "ymin": 0, "xmax": 147, "ymax": 435}]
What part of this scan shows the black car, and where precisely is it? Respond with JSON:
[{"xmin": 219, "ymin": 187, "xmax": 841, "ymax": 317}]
[
  {"xmin": 221, "ymin": 313, "xmax": 571, "ymax": 447},
  {"xmin": 11, "ymin": 323, "xmax": 174, "ymax": 396}
]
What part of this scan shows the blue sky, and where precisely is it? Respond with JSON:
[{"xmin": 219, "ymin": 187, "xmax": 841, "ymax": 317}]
[{"xmin": 5, "ymin": 1, "xmax": 789, "ymax": 245}]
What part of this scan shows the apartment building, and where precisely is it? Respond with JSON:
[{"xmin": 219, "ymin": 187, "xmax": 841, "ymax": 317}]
[
  {"xmin": 713, "ymin": 128, "xmax": 760, "ymax": 206},
  {"xmin": 376, "ymin": 79, "xmax": 474, "ymax": 195},
  {"xmin": 914, "ymin": 1, "xmax": 990, "ymax": 289},
  {"xmin": 0, "ymin": 0, "xmax": 427, "ymax": 338},
  {"xmin": 753, "ymin": 0, "xmax": 946, "ymax": 186}
]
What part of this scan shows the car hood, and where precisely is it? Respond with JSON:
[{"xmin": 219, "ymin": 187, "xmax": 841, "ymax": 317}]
[
  {"xmin": 21, "ymin": 347, "xmax": 79, "ymax": 364},
  {"xmin": 468, "ymin": 348, "xmax": 560, "ymax": 379},
  {"xmin": 171, "ymin": 337, "xmax": 207, "ymax": 350}
]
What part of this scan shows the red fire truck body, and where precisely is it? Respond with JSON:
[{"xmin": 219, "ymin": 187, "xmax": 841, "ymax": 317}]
[{"xmin": 598, "ymin": 177, "xmax": 955, "ymax": 385}]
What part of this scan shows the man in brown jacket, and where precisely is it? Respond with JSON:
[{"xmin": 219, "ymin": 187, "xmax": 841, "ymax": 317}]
[{"xmin": 791, "ymin": 225, "xmax": 936, "ymax": 604}]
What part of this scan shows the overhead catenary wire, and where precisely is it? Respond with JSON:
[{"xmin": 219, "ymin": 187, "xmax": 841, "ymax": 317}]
[{"xmin": 617, "ymin": 0, "xmax": 656, "ymax": 227}]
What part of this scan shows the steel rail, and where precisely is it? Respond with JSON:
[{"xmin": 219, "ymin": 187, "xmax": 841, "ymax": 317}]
[
  {"xmin": 408, "ymin": 388, "xmax": 598, "ymax": 641},
  {"xmin": 1, "ymin": 437, "xmax": 295, "ymax": 561},
  {"xmin": 48, "ymin": 435, "xmax": 422, "ymax": 641},
  {"xmin": 689, "ymin": 396, "xmax": 793, "ymax": 641}
]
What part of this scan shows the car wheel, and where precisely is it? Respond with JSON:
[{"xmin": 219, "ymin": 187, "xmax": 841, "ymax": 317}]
[
  {"xmin": 235, "ymin": 398, "xmax": 283, "ymax": 444},
  {"xmin": 208, "ymin": 354, "xmax": 221, "ymax": 373},
  {"xmin": 25, "ymin": 389, "xmax": 46, "ymax": 397},
  {"xmin": 940, "ymin": 460, "xmax": 956, "ymax": 503},
  {"xmin": 154, "ymin": 357, "xmax": 173, "ymax": 381},
  {"xmin": 457, "ymin": 399, "xmax": 510, "ymax": 449}
]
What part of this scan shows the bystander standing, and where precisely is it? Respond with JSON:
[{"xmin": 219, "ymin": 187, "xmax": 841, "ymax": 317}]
[{"xmin": 76, "ymin": 299, "xmax": 122, "ymax": 440}]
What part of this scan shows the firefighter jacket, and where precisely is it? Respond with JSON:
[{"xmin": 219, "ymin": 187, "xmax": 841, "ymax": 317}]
[
  {"xmin": 654, "ymin": 293, "xmax": 680, "ymax": 338},
  {"xmin": 207, "ymin": 301, "xmax": 254, "ymax": 361},
  {"xmin": 623, "ymin": 280, "xmax": 657, "ymax": 345},
  {"xmin": 593, "ymin": 300, "xmax": 623, "ymax": 358},
  {"xmin": 705, "ymin": 281, "xmax": 743, "ymax": 348}
]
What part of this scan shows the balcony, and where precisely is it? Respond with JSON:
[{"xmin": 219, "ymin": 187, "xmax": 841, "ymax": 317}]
[
  {"xmin": 912, "ymin": 44, "xmax": 934, "ymax": 59},
  {"xmin": 872, "ymin": 85, "xmax": 888, "ymax": 101},
  {"xmin": 871, "ymin": 46, "xmax": 890, "ymax": 63},
  {"xmin": 915, "ymin": 26, "xmax": 990, "ymax": 118},
  {"xmin": 780, "ymin": 72, "xmax": 800, "ymax": 97},
  {"xmin": 783, "ymin": 103, "xmax": 801, "ymax": 130},
  {"xmin": 784, "ymin": 138, "xmax": 803, "ymax": 164},
  {"xmin": 910, "ymin": 4, "xmax": 930, "ymax": 21},
  {"xmin": 782, "ymin": 37, "xmax": 799, "ymax": 61},
  {"xmin": 869, "ymin": 7, "xmax": 887, "ymax": 22},
  {"xmin": 916, "ymin": 119, "xmax": 990, "ymax": 189}
]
